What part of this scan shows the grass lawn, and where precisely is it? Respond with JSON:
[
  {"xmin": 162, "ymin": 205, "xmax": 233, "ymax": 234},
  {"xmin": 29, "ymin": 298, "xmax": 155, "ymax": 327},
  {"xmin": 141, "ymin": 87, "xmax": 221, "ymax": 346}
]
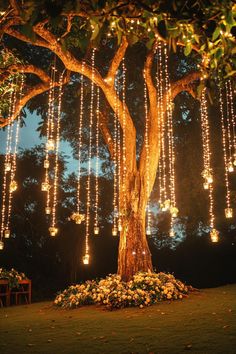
[{"xmin": 0, "ymin": 284, "xmax": 235, "ymax": 354}]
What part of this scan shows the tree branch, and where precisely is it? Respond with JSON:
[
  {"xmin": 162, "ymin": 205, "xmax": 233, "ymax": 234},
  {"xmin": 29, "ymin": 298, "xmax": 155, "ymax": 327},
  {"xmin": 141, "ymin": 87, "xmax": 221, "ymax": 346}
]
[
  {"xmin": 99, "ymin": 112, "xmax": 114, "ymax": 158},
  {"xmin": 106, "ymin": 36, "xmax": 128, "ymax": 84}
]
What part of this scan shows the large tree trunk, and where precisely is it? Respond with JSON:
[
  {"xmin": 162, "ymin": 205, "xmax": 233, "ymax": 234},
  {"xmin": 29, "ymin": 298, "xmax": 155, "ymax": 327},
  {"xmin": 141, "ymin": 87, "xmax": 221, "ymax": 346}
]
[{"xmin": 117, "ymin": 172, "xmax": 153, "ymax": 281}]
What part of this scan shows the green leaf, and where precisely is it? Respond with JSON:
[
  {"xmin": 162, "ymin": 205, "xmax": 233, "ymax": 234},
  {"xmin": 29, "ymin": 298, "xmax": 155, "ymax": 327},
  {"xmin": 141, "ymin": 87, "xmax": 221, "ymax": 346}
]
[
  {"xmin": 215, "ymin": 48, "xmax": 223, "ymax": 59},
  {"xmin": 212, "ymin": 27, "xmax": 220, "ymax": 41},
  {"xmin": 184, "ymin": 42, "xmax": 192, "ymax": 56},
  {"xmin": 146, "ymin": 38, "xmax": 155, "ymax": 50},
  {"xmin": 20, "ymin": 24, "xmax": 36, "ymax": 42},
  {"xmin": 127, "ymin": 34, "xmax": 139, "ymax": 46}
]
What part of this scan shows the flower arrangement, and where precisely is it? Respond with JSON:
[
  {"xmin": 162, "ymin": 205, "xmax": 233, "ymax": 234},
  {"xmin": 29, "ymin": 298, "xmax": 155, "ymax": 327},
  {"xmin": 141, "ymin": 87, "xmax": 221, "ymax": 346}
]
[
  {"xmin": 0, "ymin": 268, "xmax": 27, "ymax": 288},
  {"xmin": 54, "ymin": 272, "xmax": 189, "ymax": 310}
]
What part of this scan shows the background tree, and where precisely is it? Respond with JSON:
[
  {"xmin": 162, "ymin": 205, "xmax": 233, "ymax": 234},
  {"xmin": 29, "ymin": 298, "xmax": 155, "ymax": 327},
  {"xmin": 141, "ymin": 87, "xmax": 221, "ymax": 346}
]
[{"xmin": 0, "ymin": 0, "xmax": 235, "ymax": 280}]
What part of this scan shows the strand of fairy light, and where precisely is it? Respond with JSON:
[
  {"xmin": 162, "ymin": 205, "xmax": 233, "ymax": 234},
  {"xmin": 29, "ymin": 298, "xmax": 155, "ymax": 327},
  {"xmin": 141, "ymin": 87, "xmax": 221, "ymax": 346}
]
[
  {"xmin": 164, "ymin": 42, "xmax": 178, "ymax": 236},
  {"xmin": 83, "ymin": 48, "xmax": 96, "ymax": 264},
  {"xmin": 116, "ymin": 77, "xmax": 122, "ymax": 232},
  {"xmin": 227, "ymin": 80, "xmax": 236, "ymax": 165},
  {"xmin": 76, "ymin": 61, "xmax": 85, "ymax": 216},
  {"xmin": 225, "ymin": 80, "xmax": 234, "ymax": 171},
  {"xmin": 0, "ymin": 79, "xmax": 15, "ymax": 248},
  {"xmin": 157, "ymin": 41, "xmax": 168, "ymax": 208},
  {"xmin": 143, "ymin": 71, "xmax": 151, "ymax": 236},
  {"xmin": 112, "ymin": 76, "xmax": 118, "ymax": 236},
  {"xmin": 94, "ymin": 86, "xmax": 100, "ymax": 235},
  {"xmin": 49, "ymin": 72, "xmax": 64, "ymax": 237},
  {"xmin": 121, "ymin": 59, "xmax": 127, "ymax": 216},
  {"xmin": 200, "ymin": 88, "xmax": 218, "ymax": 242},
  {"xmin": 228, "ymin": 80, "xmax": 236, "ymax": 160},
  {"xmin": 5, "ymin": 74, "xmax": 24, "ymax": 235},
  {"xmin": 219, "ymin": 82, "xmax": 232, "ymax": 219}
]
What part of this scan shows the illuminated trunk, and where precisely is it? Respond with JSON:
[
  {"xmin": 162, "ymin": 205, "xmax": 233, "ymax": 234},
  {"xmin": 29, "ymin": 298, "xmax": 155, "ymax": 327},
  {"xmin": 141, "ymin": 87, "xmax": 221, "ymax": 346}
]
[{"xmin": 117, "ymin": 171, "xmax": 153, "ymax": 281}]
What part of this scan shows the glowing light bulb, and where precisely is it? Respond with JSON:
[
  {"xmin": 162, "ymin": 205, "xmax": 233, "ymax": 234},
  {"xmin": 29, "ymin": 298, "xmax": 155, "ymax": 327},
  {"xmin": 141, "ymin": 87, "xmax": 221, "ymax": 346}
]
[
  {"xmin": 210, "ymin": 228, "xmax": 219, "ymax": 243},
  {"xmin": 44, "ymin": 159, "xmax": 50, "ymax": 169},
  {"xmin": 146, "ymin": 228, "xmax": 151, "ymax": 236},
  {"xmin": 41, "ymin": 182, "xmax": 50, "ymax": 192},
  {"xmin": 46, "ymin": 139, "xmax": 55, "ymax": 151},
  {"xmin": 112, "ymin": 227, "xmax": 118, "ymax": 236},
  {"xmin": 4, "ymin": 229, "xmax": 10, "ymax": 238},
  {"xmin": 0, "ymin": 241, "xmax": 4, "ymax": 250},
  {"xmin": 203, "ymin": 182, "xmax": 209, "ymax": 190},
  {"xmin": 227, "ymin": 161, "xmax": 234, "ymax": 172},
  {"xmin": 49, "ymin": 226, "xmax": 58, "ymax": 237},
  {"xmin": 94, "ymin": 226, "xmax": 99, "ymax": 235},
  {"xmin": 207, "ymin": 175, "xmax": 213, "ymax": 184},
  {"xmin": 118, "ymin": 222, "xmax": 122, "ymax": 232},
  {"xmin": 132, "ymin": 251, "xmax": 136, "ymax": 255},
  {"xmin": 225, "ymin": 207, "xmax": 233, "ymax": 218},
  {"xmin": 5, "ymin": 162, "xmax": 11, "ymax": 172},
  {"xmin": 142, "ymin": 250, "xmax": 146, "ymax": 255},
  {"xmin": 83, "ymin": 254, "xmax": 90, "ymax": 265},
  {"xmin": 170, "ymin": 206, "xmax": 179, "ymax": 218},
  {"xmin": 45, "ymin": 206, "xmax": 51, "ymax": 215},
  {"xmin": 9, "ymin": 180, "xmax": 17, "ymax": 192},
  {"xmin": 169, "ymin": 229, "xmax": 175, "ymax": 237}
]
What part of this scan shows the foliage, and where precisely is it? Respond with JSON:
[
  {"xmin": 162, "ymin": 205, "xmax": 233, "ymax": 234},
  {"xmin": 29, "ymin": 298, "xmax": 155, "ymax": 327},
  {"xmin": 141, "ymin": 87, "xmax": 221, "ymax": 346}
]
[
  {"xmin": 54, "ymin": 272, "xmax": 188, "ymax": 309},
  {"xmin": 0, "ymin": 267, "xmax": 27, "ymax": 288}
]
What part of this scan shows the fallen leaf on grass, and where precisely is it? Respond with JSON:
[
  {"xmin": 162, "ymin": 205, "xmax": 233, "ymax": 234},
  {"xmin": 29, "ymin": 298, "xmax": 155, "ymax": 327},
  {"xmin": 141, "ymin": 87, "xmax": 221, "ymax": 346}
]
[
  {"xmin": 184, "ymin": 344, "xmax": 192, "ymax": 350},
  {"xmin": 223, "ymin": 325, "xmax": 230, "ymax": 329}
]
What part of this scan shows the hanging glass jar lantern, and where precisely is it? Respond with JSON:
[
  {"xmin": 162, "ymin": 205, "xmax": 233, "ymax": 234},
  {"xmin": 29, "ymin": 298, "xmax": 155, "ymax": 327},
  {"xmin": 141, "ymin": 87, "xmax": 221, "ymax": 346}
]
[
  {"xmin": 44, "ymin": 159, "xmax": 50, "ymax": 169},
  {"xmin": 146, "ymin": 227, "xmax": 151, "ymax": 236},
  {"xmin": 225, "ymin": 207, "xmax": 233, "ymax": 219},
  {"xmin": 203, "ymin": 182, "xmax": 209, "ymax": 190},
  {"xmin": 41, "ymin": 182, "xmax": 50, "ymax": 192},
  {"xmin": 112, "ymin": 227, "xmax": 118, "ymax": 236},
  {"xmin": 0, "ymin": 240, "xmax": 4, "ymax": 250},
  {"xmin": 94, "ymin": 226, "xmax": 99, "ymax": 235},
  {"xmin": 210, "ymin": 228, "xmax": 219, "ymax": 243},
  {"xmin": 49, "ymin": 226, "xmax": 58, "ymax": 237},
  {"xmin": 170, "ymin": 206, "xmax": 179, "ymax": 218},
  {"xmin": 46, "ymin": 139, "xmax": 55, "ymax": 151},
  {"xmin": 4, "ymin": 229, "xmax": 10, "ymax": 239},
  {"xmin": 169, "ymin": 229, "xmax": 175, "ymax": 237},
  {"xmin": 45, "ymin": 206, "xmax": 51, "ymax": 215},
  {"xmin": 227, "ymin": 161, "xmax": 234, "ymax": 173},
  {"xmin": 82, "ymin": 254, "xmax": 90, "ymax": 265},
  {"xmin": 5, "ymin": 162, "xmax": 11, "ymax": 172},
  {"xmin": 9, "ymin": 180, "xmax": 18, "ymax": 192}
]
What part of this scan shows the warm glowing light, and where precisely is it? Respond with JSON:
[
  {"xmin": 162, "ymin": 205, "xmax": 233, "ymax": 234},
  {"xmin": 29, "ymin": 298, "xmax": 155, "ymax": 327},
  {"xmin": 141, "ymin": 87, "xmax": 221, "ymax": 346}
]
[
  {"xmin": 227, "ymin": 161, "xmax": 234, "ymax": 172},
  {"xmin": 210, "ymin": 228, "xmax": 219, "ymax": 243},
  {"xmin": 9, "ymin": 180, "xmax": 17, "ymax": 192},
  {"xmin": 225, "ymin": 207, "xmax": 233, "ymax": 219},
  {"xmin": 132, "ymin": 251, "xmax": 136, "ymax": 255},
  {"xmin": 5, "ymin": 162, "xmax": 11, "ymax": 172},
  {"xmin": 49, "ymin": 226, "xmax": 58, "ymax": 237},
  {"xmin": 46, "ymin": 138, "xmax": 55, "ymax": 151},
  {"xmin": 94, "ymin": 86, "xmax": 100, "ymax": 234},
  {"xmin": 94, "ymin": 226, "xmax": 99, "ymax": 235},
  {"xmin": 203, "ymin": 182, "xmax": 209, "ymax": 190},
  {"xmin": 45, "ymin": 206, "xmax": 51, "ymax": 215},
  {"xmin": 70, "ymin": 212, "xmax": 85, "ymax": 224},
  {"xmin": 0, "ymin": 241, "xmax": 4, "ymax": 250},
  {"xmin": 44, "ymin": 159, "xmax": 50, "ymax": 169},
  {"xmin": 146, "ymin": 228, "xmax": 151, "ymax": 236},
  {"xmin": 4, "ymin": 229, "xmax": 10, "ymax": 239},
  {"xmin": 169, "ymin": 229, "xmax": 175, "ymax": 237},
  {"xmin": 83, "ymin": 254, "xmax": 90, "ymax": 265},
  {"xmin": 41, "ymin": 182, "xmax": 50, "ymax": 192},
  {"xmin": 112, "ymin": 227, "xmax": 118, "ymax": 236}
]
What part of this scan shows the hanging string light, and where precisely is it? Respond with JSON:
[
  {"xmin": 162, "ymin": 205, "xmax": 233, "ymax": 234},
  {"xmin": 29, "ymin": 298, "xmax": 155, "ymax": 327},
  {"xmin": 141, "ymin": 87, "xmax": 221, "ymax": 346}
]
[
  {"xmin": 115, "ymin": 77, "xmax": 122, "ymax": 232},
  {"xmin": 219, "ymin": 82, "xmax": 233, "ymax": 219},
  {"xmin": 143, "ymin": 71, "xmax": 151, "ymax": 236},
  {"xmin": 83, "ymin": 48, "xmax": 96, "ymax": 264},
  {"xmin": 0, "ymin": 73, "xmax": 24, "ymax": 248},
  {"xmin": 226, "ymin": 79, "xmax": 236, "ymax": 166},
  {"xmin": 163, "ymin": 42, "xmax": 178, "ymax": 237},
  {"xmin": 5, "ymin": 74, "xmax": 24, "ymax": 236},
  {"xmin": 94, "ymin": 86, "xmax": 100, "ymax": 235},
  {"xmin": 112, "ymin": 76, "xmax": 118, "ymax": 237},
  {"xmin": 200, "ymin": 88, "xmax": 218, "ymax": 242},
  {"xmin": 121, "ymin": 58, "xmax": 127, "ymax": 220},
  {"xmin": 225, "ymin": 80, "xmax": 234, "ymax": 172},
  {"xmin": 49, "ymin": 71, "xmax": 64, "ymax": 237}
]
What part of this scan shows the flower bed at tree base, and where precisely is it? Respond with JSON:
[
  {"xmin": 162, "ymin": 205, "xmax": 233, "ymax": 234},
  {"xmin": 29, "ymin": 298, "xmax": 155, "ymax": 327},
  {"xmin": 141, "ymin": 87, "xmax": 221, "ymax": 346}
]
[{"xmin": 54, "ymin": 272, "xmax": 190, "ymax": 310}]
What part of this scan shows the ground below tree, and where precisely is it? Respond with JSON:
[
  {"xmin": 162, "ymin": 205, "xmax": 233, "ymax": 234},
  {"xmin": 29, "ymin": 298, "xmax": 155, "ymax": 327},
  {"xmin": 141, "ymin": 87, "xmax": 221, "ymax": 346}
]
[{"xmin": 0, "ymin": 284, "xmax": 235, "ymax": 353}]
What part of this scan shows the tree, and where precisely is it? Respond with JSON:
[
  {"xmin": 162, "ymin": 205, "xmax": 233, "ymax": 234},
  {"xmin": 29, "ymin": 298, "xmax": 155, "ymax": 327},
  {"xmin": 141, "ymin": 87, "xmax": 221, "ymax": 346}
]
[{"xmin": 0, "ymin": 1, "xmax": 235, "ymax": 280}]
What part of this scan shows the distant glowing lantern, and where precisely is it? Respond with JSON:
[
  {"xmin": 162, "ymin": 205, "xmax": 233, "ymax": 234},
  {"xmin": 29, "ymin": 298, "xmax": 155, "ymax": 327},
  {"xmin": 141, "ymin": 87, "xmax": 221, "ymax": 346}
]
[
  {"xmin": 4, "ymin": 229, "xmax": 10, "ymax": 238},
  {"xmin": 44, "ymin": 159, "xmax": 50, "ymax": 169},
  {"xmin": 83, "ymin": 254, "xmax": 90, "ymax": 265},
  {"xmin": 49, "ymin": 226, "xmax": 58, "ymax": 237},
  {"xmin": 225, "ymin": 208, "xmax": 233, "ymax": 219},
  {"xmin": 118, "ymin": 222, "xmax": 122, "ymax": 232},
  {"xmin": 170, "ymin": 206, "xmax": 179, "ymax": 218},
  {"xmin": 169, "ymin": 229, "xmax": 175, "ymax": 237},
  {"xmin": 210, "ymin": 228, "xmax": 219, "ymax": 243},
  {"xmin": 94, "ymin": 226, "xmax": 99, "ymax": 235},
  {"xmin": 46, "ymin": 139, "xmax": 55, "ymax": 151},
  {"xmin": 9, "ymin": 180, "xmax": 18, "ymax": 192},
  {"xmin": 203, "ymin": 182, "xmax": 209, "ymax": 190},
  {"xmin": 45, "ymin": 206, "xmax": 51, "ymax": 215},
  {"xmin": 5, "ymin": 162, "xmax": 11, "ymax": 172},
  {"xmin": 227, "ymin": 161, "xmax": 234, "ymax": 172},
  {"xmin": 112, "ymin": 227, "xmax": 118, "ymax": 236},
  {"xmin": 0, "ymin": 241, "xmax": 4, "ymax": 250},
  {"xmin": 146, "ymin": 228, "xmax": 151, "ymax": 236},
  {"xmin": 41, "ymin": 182, "xmax": 50, "ymax": 192}
]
